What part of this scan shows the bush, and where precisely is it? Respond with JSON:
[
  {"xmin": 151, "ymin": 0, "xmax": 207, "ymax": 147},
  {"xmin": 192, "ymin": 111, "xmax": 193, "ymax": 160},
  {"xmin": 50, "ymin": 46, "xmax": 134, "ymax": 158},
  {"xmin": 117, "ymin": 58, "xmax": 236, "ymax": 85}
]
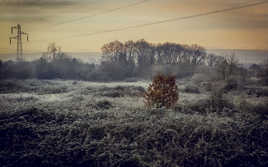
[
  {"xmin": 201, "ymin": 82, "xmax": 213, "ymax": 91},
  {"xmin": 96, "ymin": 100, "xmax": 113, "ymax": 110},
  {"xmin": 261, "ymin": 76, "xmax": 268, "ymax": 86},
  {"xmin": 187, "ymin": 86, "xmax": 234, "ymax": 114},
  {"xmin": 245, "ymin": 87, "xmax": 268, "ymax": 97},
  {"xmin": 191, "ymin": 73, "xmax": 210, "ymax": 85},
  {"xmin": 152, "ymin": 64, "xmax": 194, "ymax": 79},
  {"xmin": 144, "ymin": 74, "xmax": 178, "ymax": 109},
  {"xmin": 208, "ymin": 89, "xmax": 233, "ymax": 113},
  {"xmin": 184, "ymin": 84, "xmax": 200, "ymax": 93},
  {"xmin": 224, "ymin": 78, "xmax": 239, "ymax": 92}
]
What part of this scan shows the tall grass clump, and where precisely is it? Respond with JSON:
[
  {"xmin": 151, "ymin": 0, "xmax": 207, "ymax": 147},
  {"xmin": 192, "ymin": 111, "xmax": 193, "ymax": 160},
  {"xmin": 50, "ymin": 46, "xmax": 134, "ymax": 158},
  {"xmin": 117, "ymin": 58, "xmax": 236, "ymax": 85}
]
[{"xmin": 144, "ymin": 74, "xmax": 178, "ymax": 109}]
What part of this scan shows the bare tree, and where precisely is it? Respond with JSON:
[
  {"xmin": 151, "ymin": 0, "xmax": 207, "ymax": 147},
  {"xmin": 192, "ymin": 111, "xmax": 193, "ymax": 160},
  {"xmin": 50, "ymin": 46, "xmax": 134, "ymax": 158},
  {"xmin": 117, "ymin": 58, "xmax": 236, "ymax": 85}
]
[
  {"xmin": 101, "ymin": 40, "xmax": 125, "ymax": 63},
  {"xmin": 155, "ymin": 42, "xmax": 183, "ymax": 64},
  {"xmin": 225, "ymin": 54, "xmax": 239, "ymax": 79},
  {"xmin": 215, "ymin": 54, "xmax": 239, "ymax": 80},
  {"xmin": 47, "ymin": 43, "xmax": 59, "ymax": 60},
  {"xmin": 134, "ymin": 39, "xmax": 155, "ymax": 67},
  {"xmin": 206, "ymin": 54, "xmax": 219, "ymax": 67},
  {"xmin": 187, "ymin": 44, "xmax": 206, "ymax": 65}
]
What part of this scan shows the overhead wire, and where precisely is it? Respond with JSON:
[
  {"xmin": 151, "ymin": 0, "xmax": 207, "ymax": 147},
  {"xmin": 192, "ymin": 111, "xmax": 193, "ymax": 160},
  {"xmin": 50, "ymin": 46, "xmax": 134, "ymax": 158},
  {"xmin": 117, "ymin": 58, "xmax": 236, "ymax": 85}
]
[
  {"xmin": 73, "ymin": 0, "xmax": 268, "ymax": 37},
  {"xmin": 30, "ymin": 0, "xmax": 268, "ymax": 46},
  {"xmin": 54, "ymin": 0, "xmax": 152, "ymax": 26}
]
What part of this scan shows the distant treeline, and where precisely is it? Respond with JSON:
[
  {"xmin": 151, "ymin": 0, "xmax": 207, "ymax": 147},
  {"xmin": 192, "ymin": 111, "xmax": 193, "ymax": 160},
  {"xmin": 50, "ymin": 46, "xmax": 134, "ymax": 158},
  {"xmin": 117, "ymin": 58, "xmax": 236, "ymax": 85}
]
[{"xmin": 0, "ymin": 39, "xmax": 266, "ymax": 82}]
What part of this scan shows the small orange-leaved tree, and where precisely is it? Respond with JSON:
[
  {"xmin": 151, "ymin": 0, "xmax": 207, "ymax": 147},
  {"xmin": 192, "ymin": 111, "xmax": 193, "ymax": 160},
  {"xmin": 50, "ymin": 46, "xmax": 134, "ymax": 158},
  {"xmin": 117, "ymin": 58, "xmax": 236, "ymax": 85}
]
[{"xmin": 144, "ymin": 74, "xmax": 178, "ymax": 109}]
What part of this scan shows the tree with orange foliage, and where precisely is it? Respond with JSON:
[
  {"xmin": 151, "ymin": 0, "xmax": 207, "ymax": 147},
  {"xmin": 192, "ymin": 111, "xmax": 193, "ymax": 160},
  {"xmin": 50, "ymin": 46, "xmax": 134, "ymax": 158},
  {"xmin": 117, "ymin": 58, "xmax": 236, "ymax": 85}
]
[{"xmin": 144, "ymin": 74, "xmax": 178, "ymax": 109}]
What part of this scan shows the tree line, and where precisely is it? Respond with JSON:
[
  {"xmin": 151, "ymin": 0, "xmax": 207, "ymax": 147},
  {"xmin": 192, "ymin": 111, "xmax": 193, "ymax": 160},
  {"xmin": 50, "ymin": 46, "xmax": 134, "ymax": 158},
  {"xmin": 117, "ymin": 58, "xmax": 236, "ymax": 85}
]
[
  {"xmin": 1, "ymin": 39, "xmax": 265, "ymax": 82},
  {"xmin": 100, "ymin": 39, "xmax": 241, "ymax": 80}
]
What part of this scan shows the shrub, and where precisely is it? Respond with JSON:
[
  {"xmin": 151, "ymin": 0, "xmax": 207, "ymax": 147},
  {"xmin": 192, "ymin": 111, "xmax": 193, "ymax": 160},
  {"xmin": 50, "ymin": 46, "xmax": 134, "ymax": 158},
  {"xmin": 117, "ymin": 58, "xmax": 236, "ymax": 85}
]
[
  {"xmin": 184, "ymin": 84, "xmax": 200, "ymax": 93},
  {"xmin": 96, "ymin": 100, "xmax": 113, "ymax": 110},
  {"xmin": 223, "ymin": 78, "xmax": 239, "ymax": 92},
  {"xmin": 191, "ymin": 73, "xmax": 210, "ymax": 85},
  {"xmin": 144, "ymin": 74, "xmax": 178, "ymax": 109},
  {"xmin": 201, "ymin": 82, "xmax": 213, "ymax": 91},
  {"xmin": 261, "ymin": 76, "xmax": 268, "ymax": 86},
  {"xmin": 208, "ymin": 89, "xmax": 233, "ymax": 113}
]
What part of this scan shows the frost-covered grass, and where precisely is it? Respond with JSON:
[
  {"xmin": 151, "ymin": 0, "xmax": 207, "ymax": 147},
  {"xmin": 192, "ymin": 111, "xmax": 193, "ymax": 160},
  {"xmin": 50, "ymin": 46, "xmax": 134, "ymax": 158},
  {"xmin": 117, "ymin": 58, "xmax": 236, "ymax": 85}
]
[{"xmin": 0, "ymin": 79, "xmax": 267, "ymax": 167}]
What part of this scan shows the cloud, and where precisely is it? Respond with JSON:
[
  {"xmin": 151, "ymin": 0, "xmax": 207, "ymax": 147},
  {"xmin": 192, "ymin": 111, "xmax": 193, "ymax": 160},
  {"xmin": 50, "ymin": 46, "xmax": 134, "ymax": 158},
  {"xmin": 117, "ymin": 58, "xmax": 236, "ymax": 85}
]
[
  {"xmin": 0, "ymin": 0, "xmax": 83, "ymax": 23},
  {"xmin": 0, "ymin": 14, "xmax": 50, "ymax": 23},
  {"xmin": 0, "ymin": 0, "xmax": 77, "ymax": 7}
]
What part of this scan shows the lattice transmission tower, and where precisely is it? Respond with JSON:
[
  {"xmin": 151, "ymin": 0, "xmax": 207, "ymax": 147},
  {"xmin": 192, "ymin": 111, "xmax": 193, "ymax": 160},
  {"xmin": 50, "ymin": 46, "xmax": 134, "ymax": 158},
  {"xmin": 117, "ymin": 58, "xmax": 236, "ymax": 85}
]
[{"xmin": 9, "ymin": 24, "xmax": 29, "ymax": 61}]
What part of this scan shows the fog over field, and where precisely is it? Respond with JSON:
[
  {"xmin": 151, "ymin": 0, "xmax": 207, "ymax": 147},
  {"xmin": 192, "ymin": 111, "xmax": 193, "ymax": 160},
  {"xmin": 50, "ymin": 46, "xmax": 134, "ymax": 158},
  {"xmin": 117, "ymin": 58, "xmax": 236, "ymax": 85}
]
[
  {"xmin": 208, "ymin": 49, "xmax": 268, "ymax": 64},
  {"xmin": 1, "ymin": 40, "xmax": 268, "ymax": 166},
  {"xmin": 0, "ymin": 52, "xmax": 101, "ymax": 63},
  {"xmin": 1, "ymin": 49, "xmax": 267, "ymax": 65}
]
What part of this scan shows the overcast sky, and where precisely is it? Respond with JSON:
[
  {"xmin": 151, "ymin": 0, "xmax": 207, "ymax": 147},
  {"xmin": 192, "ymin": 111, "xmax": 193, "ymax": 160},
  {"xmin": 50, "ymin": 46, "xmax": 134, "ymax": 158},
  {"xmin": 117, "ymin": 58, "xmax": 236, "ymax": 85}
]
[{"xmin": 0, "ymin": 0, "xmax": 268, "ymax": 54}]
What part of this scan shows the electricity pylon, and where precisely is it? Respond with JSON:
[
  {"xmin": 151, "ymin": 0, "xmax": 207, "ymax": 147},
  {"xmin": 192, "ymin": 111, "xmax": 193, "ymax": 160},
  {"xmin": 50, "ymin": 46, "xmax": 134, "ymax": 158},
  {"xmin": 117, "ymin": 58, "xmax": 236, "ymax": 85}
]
[{"xmin": 9, "ymin": 24, "xmax": 29, "ymax": 61}]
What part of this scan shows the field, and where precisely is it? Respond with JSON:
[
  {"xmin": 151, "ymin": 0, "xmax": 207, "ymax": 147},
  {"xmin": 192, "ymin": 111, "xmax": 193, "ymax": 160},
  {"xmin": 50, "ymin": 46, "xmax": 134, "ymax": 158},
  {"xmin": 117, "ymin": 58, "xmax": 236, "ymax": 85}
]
[{"xmin": 0, "ymin": 79, "xmax": 268, "ymax": 167}]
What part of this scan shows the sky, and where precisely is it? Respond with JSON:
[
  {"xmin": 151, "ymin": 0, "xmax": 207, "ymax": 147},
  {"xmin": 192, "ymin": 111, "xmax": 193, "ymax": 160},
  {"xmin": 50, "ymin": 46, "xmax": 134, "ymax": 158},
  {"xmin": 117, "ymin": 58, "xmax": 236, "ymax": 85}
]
[{"xmin": 0, "ymin": 0, "xmax": 268, "ymax": 54}]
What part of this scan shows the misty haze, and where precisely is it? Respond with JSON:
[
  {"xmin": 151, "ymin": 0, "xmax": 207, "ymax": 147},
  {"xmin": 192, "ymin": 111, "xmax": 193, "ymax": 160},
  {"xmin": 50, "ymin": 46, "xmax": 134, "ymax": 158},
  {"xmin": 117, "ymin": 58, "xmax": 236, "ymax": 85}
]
[{"xmin": 0, "ymin": 1, "xmax": 268, "ymax": 167}]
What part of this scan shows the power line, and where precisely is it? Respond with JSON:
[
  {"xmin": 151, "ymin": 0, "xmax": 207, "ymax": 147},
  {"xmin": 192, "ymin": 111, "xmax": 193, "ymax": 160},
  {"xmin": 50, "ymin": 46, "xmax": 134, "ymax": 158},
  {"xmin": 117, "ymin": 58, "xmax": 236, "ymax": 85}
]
[
  {"xmin": 54, "ymin": 0, "xmax": 152, "ymax": 26},
  {"xmin": 33, "ymin": 0, "xmax": 268, "ymax": 44},
  {"xmin": 73, "ymin": 0, "xmax": 268, "ymax": 37},
  {"xmin": 9, "ymin": 24, "xmax": 29, "ymax": 61}
]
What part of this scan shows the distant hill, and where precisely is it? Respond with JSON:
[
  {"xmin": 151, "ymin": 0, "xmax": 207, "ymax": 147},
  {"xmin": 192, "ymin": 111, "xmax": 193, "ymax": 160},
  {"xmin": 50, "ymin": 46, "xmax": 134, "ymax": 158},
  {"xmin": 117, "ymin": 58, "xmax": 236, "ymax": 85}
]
[
  {"xmin": 207, "ymin": 49, "xmax": 268, "ymax": 65},
  {"xmin": 0, "ymin": 52, "xmax": 102, "ymax": 64}
]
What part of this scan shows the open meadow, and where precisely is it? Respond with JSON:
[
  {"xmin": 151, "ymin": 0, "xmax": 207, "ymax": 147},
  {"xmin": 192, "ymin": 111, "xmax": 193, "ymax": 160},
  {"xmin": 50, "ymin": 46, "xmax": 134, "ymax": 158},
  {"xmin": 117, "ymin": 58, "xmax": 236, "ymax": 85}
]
[{"xmin": 0, "ymin": 78, "xmax": 267, "ymax": 167}]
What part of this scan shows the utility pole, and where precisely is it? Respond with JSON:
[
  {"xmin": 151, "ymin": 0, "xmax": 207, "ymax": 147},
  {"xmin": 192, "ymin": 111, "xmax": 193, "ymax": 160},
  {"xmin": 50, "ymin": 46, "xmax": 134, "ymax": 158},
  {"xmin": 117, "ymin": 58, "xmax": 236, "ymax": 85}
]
[{"xmin": 9, "ymin": 24, "xmax": 29, "ymax": 61}]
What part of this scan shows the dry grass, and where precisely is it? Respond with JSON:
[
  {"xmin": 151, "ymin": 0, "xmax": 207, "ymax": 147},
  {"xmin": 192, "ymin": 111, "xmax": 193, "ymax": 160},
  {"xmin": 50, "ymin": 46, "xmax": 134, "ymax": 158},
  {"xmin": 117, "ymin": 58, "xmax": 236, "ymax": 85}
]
[{"xmin": 0, "ymin": 79, "xmax": 267, "ymax": 167}]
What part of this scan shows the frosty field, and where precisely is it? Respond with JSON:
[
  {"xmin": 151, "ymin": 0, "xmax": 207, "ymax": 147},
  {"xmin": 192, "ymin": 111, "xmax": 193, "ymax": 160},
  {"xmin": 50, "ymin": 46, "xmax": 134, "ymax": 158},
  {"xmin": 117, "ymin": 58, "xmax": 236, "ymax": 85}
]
[{"xmin": 0, "ymin": 79, "xmax": 267, "ymax": 167}]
